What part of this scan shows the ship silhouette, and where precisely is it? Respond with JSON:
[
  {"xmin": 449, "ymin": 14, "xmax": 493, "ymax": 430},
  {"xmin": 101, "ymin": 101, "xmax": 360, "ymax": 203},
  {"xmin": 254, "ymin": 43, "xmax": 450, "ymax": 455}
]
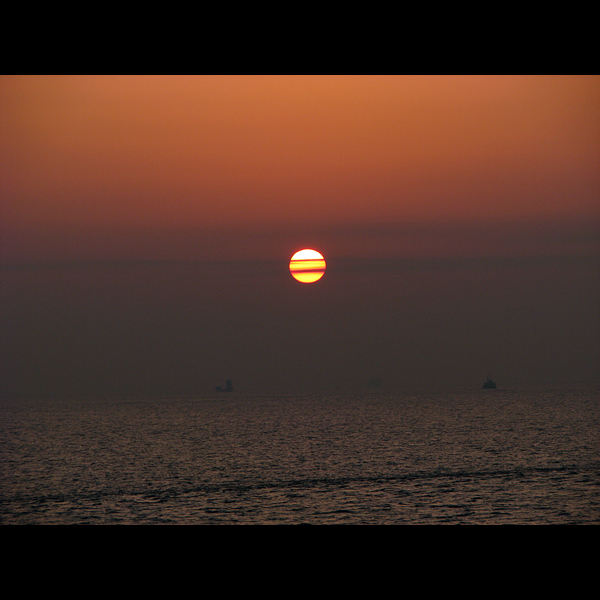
[
  {"xmin": 216, "ymin": 379, "xmax": 233, "ymax": 393},
  {"xmin": 482, "ymin": 374, "xmax": 497, "ymax": 389}
]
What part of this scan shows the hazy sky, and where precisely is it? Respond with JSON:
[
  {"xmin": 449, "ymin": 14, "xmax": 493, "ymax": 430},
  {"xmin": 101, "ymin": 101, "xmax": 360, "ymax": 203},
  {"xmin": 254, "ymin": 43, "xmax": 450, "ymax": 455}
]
[{"xmin": 1, "ymin": 75, "xmax": 599, "ymax": 395}]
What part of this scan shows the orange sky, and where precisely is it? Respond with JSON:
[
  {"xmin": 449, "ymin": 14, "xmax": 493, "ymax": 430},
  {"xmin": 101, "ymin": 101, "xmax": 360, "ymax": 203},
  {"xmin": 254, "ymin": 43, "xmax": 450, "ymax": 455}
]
[
  {"xmin": 1, "ymin": 76, "xmax": 599, "ymax": 393},
  {"xmin": 2, "ymin": 75, "xmax": 598, "ymax": 242}
]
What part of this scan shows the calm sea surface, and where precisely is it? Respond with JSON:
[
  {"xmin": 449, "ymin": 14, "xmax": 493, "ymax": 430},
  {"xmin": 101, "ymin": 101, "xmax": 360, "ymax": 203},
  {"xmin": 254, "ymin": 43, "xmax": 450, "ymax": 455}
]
[{"xmin": 1, "ymin": 388, "xmax": 598, "ymax": 525}]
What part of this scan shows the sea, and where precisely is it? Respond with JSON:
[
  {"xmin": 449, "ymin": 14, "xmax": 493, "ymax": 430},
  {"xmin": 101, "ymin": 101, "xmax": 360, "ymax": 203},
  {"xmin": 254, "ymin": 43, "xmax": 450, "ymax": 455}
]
[{"xmin": 1, "ymin": 387, "xmax": 598, "ymax": 525}]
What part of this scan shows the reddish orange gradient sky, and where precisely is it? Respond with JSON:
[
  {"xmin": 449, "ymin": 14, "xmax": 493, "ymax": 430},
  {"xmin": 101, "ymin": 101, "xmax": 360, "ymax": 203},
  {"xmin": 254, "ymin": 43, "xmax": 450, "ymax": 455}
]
[
  {"xmin": 1, "ymin": 76, "xmax": 599, "ymax": 395},
  {"xmin": 2, "ymin": 76, "xmax": 598, "ymax": 240}
]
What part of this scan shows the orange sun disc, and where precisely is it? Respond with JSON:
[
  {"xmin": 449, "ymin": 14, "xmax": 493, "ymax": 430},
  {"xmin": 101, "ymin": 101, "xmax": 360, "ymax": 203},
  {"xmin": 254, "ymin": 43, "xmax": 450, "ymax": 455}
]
[{"xmin": 289, "ymin": 249, "xmax": 326, "ymax": 283}]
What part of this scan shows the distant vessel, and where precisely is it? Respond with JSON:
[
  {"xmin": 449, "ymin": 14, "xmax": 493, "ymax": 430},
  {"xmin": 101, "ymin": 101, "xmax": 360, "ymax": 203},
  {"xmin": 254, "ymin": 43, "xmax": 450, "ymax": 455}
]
[
  {"xmin": 482, "ymin": 375, "xmax": 497, "ymax": 389},
  {"xmin": 216, "ymin": 379, "xmax": 233, "ymax": 393}
]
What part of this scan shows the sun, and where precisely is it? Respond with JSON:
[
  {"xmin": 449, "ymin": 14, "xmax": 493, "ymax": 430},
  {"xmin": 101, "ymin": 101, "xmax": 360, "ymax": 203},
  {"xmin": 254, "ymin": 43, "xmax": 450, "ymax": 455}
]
[{"xmin": 289, "ymin": 249, "xmax": 326, "ymax": 283}]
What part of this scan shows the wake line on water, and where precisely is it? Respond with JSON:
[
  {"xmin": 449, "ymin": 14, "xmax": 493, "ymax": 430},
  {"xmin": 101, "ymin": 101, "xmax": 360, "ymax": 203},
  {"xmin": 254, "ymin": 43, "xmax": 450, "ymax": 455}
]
[{"xmin": 1, "ymin": 464, "xmax": 590, "ymax": 507}]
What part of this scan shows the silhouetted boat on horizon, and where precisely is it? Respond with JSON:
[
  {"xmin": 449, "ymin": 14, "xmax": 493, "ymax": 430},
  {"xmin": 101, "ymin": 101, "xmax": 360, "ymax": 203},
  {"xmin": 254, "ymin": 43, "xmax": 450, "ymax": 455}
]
[
  {"xmin": 216, "ymin": 379, "xmax": 233, "ymax": 393},
  {"xmin": 482, "ymin": 375, "xmax": 497, "ymax": 389}
]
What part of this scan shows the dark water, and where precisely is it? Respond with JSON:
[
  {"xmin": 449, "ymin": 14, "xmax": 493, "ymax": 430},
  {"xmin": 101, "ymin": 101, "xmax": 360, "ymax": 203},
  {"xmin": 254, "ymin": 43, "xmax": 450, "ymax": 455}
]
[{"xmin": 1, "ymin": 388, "xmax": 598, "ymax": 524}]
